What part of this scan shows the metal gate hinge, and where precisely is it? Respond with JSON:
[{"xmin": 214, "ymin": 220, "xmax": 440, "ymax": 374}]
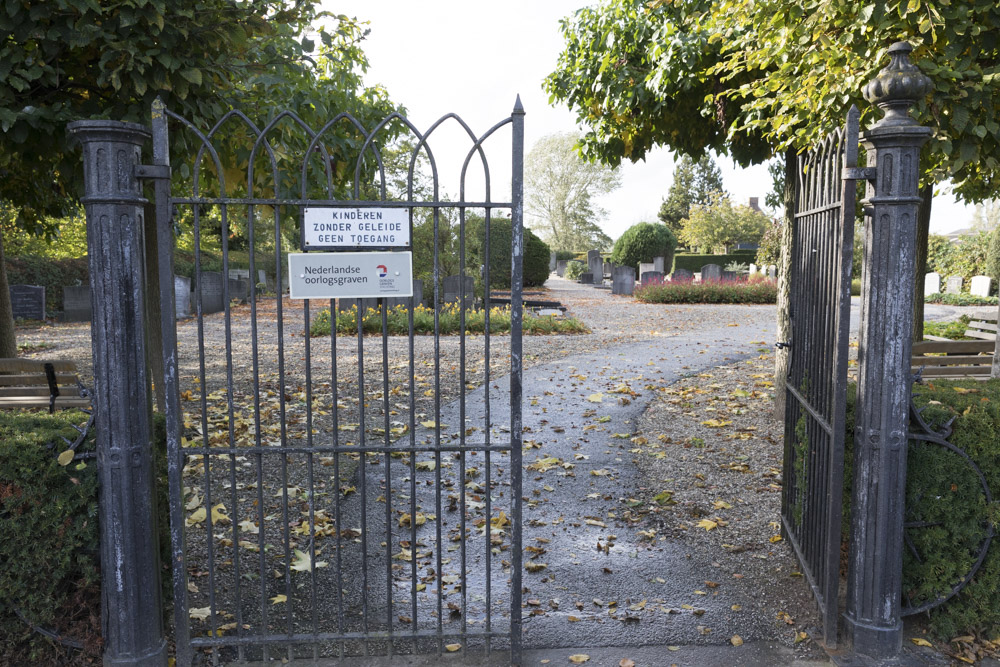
[
  {"xmin": 842, "ymin": 167, "xmax": 876, "ymax": 182},
  {"xmin": 137, "ymin": 164, "xmax": 171, "ymax": 180},
  {"xmin": 775, "ymin": 341, "xmax": 791, "ymax": 349}
]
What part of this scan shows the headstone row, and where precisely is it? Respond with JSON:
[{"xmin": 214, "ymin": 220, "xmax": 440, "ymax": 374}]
[{"xmin": 924, "ymin": 272, "xmax": 995, "ymax": 297}]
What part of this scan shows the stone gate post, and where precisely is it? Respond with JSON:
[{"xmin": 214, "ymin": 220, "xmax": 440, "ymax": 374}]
[
  {"xmin": 844, "ymin": 42, "xmax": 931, "ymax": 660},
  {"xmin": 67, "ymin": 120, "xmax": 167, "ymax": 666}
]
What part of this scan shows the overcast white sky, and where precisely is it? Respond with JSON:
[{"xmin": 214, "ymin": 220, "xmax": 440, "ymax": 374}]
[{"xmin": 327, "ymin": 0, "xmax": 974, "ymax": 237}]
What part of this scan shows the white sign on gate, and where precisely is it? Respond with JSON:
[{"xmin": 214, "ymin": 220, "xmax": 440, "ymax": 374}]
[
  {"xmin": 302, "ymin": 207, "xmax": 410, "ymax": 249},
  {"xmin": 288, "ymin": 252, "xmax": 413, "ymax": 300}
]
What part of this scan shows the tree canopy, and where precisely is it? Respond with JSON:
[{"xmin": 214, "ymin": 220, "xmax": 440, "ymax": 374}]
[
  {"xmin": 0, "ymin": 0, "xmax": 397, "ymax": 230},
  {"xmin": 658, "ymin": 155, "xmax": 725, "ymax": 233},
  {"xmin": 679, "ymin": 194, "xmax": 770, "ymax": 252},
  {"xmin": 525, "ymin": 132, "xmax": 620, "ymax": 252}
]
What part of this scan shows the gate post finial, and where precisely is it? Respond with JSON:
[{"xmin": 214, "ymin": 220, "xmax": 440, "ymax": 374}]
[
  {"xmin": 66, "ymin": 119, "xmax": 168, "ymax": 667},
  {"xmin": 845, "ymin": 42, "xmax": 932, "ymax": 662}
]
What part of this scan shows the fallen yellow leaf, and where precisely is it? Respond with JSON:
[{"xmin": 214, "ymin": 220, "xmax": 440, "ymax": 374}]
[
  {"xmin": 568, "ymin": 655, "xmax": 590, "ymax": 664},
  {"xmin": 445, "ymin": 643, "xmax": 461, "ymax": 652},
  {"xmin": 696, "ymin": 518, "xmax": 718, "ymax": 531},
  {"xmin": 57, "ymin": 450, "xmax": 74, "ymax": 466},
  {"xmin": 270, "ymin": 594, "xmax": 287, "ymax": 604},
  {"xmin": 731, "ymin": 635, "xmax": 743, "ymax": 646},
  {"xmin": 911, "ymin": 637, "xmax": 933, "ymax": 648},
  {"xmin": 587, "ymin": 393, "xmax": 603, "ymax": 403}
]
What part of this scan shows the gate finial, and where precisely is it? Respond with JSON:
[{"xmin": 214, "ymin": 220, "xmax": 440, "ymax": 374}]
[{"xmin": 862, "ymin": 41, "xmax": 932, "ymax": 128}]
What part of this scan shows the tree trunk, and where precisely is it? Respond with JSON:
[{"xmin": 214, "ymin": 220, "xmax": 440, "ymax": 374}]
[
  {"xmin": 773, "ymin": 147, "xmax": 796, "ymax": 419},
  {"xmin": 912, "ymin": 185, "xmax": 933, "ymax": 343},
  {"xmin": 144, "ymin": 199, "xmax": 166, "ymax": 412},
  {"xmin": 0, "ymin": 231, "xmax": 16, "ymax": 358}
]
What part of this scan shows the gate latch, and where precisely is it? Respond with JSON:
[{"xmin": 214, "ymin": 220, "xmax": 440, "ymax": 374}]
[
  {"xmin": 137, "ymin": 164, "xmax": 171, "ymax": 180},
  {"xmin": 775, "ymin": 341, "xmax": 791, "ymax": 350},
  {"xmin": 842, "ymin": 167, "xmax": 876, "ymax": 182}
]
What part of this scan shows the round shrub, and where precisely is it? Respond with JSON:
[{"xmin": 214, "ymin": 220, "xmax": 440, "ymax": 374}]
[
  {"xmin": 472, "ymin": 218, "xmax": 551, "ymax": 289},
  {"xmin": 611, "ymin": 222, "xmax": 677, "ymax": 271},
  {"xmin": 564, "ymin": 260, "xmax": 586, "ymax": 280},
  {"xmin": 555, "ymin": 250, "xmax": 577, "ymax": 261}
]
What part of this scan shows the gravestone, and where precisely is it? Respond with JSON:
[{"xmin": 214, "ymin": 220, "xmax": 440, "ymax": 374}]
[
  {"xmin": 612, "ymin": 266, "xmax": 635, "ymax": 295},
  {"xmin": 945, "ymin": 275, "xmax": 963, "ymax": 294},
  {"xmin": 653, "ymin": 256, "xmax": 665, "ymax": 273},
  {"xmin": 723, "ymin": 271, "xmax": 737, "ymax": 281},
  {"xmin": 970, "ymin": 275, "xmax": 992, "ymax": 297},
  {"xmin": 62, "ymin": 286, "xmax": 91, "ymax": 322},
  {"xmin": 701, "ymin": 264, "xmax": 723, "ymax": 281},
  {"xmin": 671, "ymin": 268, "xmax": 693, "ymax": 282},
  {"xmin": 603, "ymin": 261, "xmax": 614, "ymax": 278},
  {"xmin": 924, "ymin": 272, "xmax": 941, "ymax": 296},
  {"xmin": 195, "ymin": 271, "xmax": 224, "ymax": 314},
  {"xmin": 749, "ymin": 263, "xmax": 758, "ymax": 274},
  {"xmin": 549, "ymin": 251, "xmax": 557, "ymax": 272},
  {"xmin": 443, "ymin": 275, "xmax": 475, "ymax": 308},
  {"xmin": 174, "ymin": 276, "xmax": 191, "ymax": 319},
  {"xmin": 228, "ymin": 268, "xmax": 250, "ymax": 281},
  {"xmin": 555, "ymin": 260, "xmax": 568, "ymax": 277},
  {"xmin": 639, "ymin": 262, "xmax": 655, "ymax": 277},
  {"xmin": 641, "ymin": 271, "xmax": 664, "ymax": 285},
  {"xmin": 767, "ymin": 265, "xmax": 777, "ymax": 279},
  {"xmin": 257, "ymin": 270, "xmax": 268, "ymax": 290},
  {"xmin": 580, "ymin": 272, "xmax": 594, "ymax": 285},
  {"xmin": 387, "ymin": 279, "xmax": 424, "ymax": 309},
  {"xmin": 587, "ymin": 250, "xmax": 603, "ymax": 278},
  {"xmin": 10, "ymin": 285, "xmax": 46, "ymax": 320},
  {"xmin": 228, "ymin": 277, "xmax": 249, "ymax": 302}
]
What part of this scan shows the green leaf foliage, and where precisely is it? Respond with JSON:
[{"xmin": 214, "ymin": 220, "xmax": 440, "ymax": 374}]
[
  {"xmin": 928, "ymin": 232, "xmax": 997, "ymax": 288},
  {"xmin": 845, "ymin": 380, "xmax": 1000, "ymax": 638},
  {"xmin": 987, "ymin": 228, "xmax": 1000, "ymax": 281},
  {"xmin": 634, "ymin": 274, "xmax": 777, "ymax": 304},
  {"xmin": 0, "ymin": 412, "xmax": 168, "ymax": 661},
  {"xmin": 544, "ymin": 0, "xmax": 771, "ymax": 167},
  {"xmin": 610, "ymin": 222, "xmax": 678, "ymax": 271},
  {"xmin": 525, "ymin": 132, "xmax": 619, "ymax": 252},
  {"xmin": 679, "ymin": 194, "xmax": 770, "ymax": 252},
  {"xmin": 658, "ymin": 155, "xmax": 726, "ymax": 233},
  {"xmin": 468, "ymin": 216, "xmax": 551, "ymax": 290}
]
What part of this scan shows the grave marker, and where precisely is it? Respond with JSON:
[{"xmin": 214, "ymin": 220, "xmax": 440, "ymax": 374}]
[
  {"xmin": 612, "ymin": 266, "xmax": 635, "ymax": 295},
  {"xmin": 945, "ymin": 275, "xmax": 963, "ymax": 294},
  {"xmin": 62, "ymin": 285, "xmax": 91, "ymax": 322},
  {"xmin": 653, "ymin": 256, "xmax": 665, "ymax": 273},
  {"xmin": 671, "ymin": 268, "xmax": 693, "ymax": 281},
  {"xmin": 9, "ymin": 285, "xmax": 45, "ymax": 320},
  {"xmin": 701, "ymin": 264, "xmax": 723, "ymax": 281},
  {"xmin": 555, "ymin": 260, "xmax": 568, "ymax": 277},
  {"xmin": 175, "ymin": 276, "xmax": 191, "ymax": 319},
  {"xmin": 970, "ymin": 275, "xmax": 992, "ymax": 297},
  {"xmin": 924, "ymin": 272, "xmax": 941, "ymax": 296},
  {"xmin": 641, "ymin": 271, "xmax": 663, "ymax": 285}
]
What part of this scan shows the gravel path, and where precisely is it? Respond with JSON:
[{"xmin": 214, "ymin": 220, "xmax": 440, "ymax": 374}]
[{"xmin": 15, "ymin": 277, "xmax": 830, "ymax": 664}]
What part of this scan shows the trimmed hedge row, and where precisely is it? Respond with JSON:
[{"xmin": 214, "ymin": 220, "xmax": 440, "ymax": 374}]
[
  {"xmin": 844, "ymin": 379, "xmax": 1000, "ymax": 639},
  {"xmin": 633, "ymin": 275, "xmax": 777, "ymax": 304},
  {"xmin": 671, "ymin": 251, "xmax": 756, "ymax": 274},
  {"xmin": 0, "ymin": 411, "xmax": 170, "ymax": 663}
]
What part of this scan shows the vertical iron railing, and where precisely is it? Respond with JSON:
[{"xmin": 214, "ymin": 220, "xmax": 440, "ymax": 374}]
[
  {"xmin": 782, "ymin": 105, "xmax": 860, "ymax": 648},
  {"xmin": 155, "ymin": 101, "xmax": 524, "ymax": 665}
]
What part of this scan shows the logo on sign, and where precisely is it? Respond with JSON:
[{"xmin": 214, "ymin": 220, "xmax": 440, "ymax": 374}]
[{"xmin": 376, "ymin": 264, "xmax": 388, "ymax": 278}]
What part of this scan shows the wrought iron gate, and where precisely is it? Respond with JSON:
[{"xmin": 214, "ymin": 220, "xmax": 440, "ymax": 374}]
[
  {"xmin": 152, "ymin": 99, "xmax": 525, "ymax": 665},
  {"xmin": 781, "ymin": 106, "xmax": 860, "ymax": 648}
]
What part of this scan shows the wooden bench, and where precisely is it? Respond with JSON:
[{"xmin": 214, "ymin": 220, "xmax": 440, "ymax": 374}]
[
  {"xmin": 964, "ymin": 312, "xmax": 999, "ymax": 341},
  {"xmin": 911, "ymin": 339, "xmax": 996, "ymax": 380},
  {"xmin": 0, "ymin": 359, "xmax": 92, "ymax": 412}
]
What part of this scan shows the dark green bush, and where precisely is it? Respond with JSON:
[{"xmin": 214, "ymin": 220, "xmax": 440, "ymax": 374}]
[
  {"xmin": 0, "ymin": 411, "xmax": 171, "ymax": 662},
  {"xmin": 671, "ymin": 251, "xmax": 756, "ymax": 274},
  {"xmin": 611, "ymin": 222, "xmax": 677, "ymax": 271},
  {"xmin": 554, "ymin": 250, "xmax": 577, "ymax": 261},
  {"xmin": 468, "ymin": 218, "xmax": 550, "ymax": 289},
  {"xmin": 4, "ymin": 256, "xmax": 89, "ymax": 316},
  {"xmin": 633, "ymin": 274, "xmax": 777, "ymax": 304},
  {"xmin": 844, "ymin": 379, "xmax": 1000, "ymax": 639}
]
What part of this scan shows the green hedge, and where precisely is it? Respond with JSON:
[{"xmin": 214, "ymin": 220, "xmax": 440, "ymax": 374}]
[
  {"xmin": 672, "ymin": 251, "xmax": 756, "ymax": 274},
  {"xmin": 0, "ymin": 411, "xmax": 170, "ymax": 662},
  {"xmin": 925, "ymin": 292, "xmax": 999, "ymax": 306},
  {"xmin": 5, "ymin": 256, "xmax": 89, "ymax": 317},
  {"xmin": 844, "ymin": 379, "xmax": 1000, "ymax": 638},
  {"xmin": 310, "ymin": 304, "xmax": 589, "ymax": 337}
]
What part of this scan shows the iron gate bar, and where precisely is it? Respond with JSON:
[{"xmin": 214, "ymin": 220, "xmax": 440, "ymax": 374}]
[
  {"xmin": 782, "ymin": 105, "xmax": 859, "ymax": 649},
  {"xmin": 158, "ymin": 99, "xmax": 524, "ymax": 665}
]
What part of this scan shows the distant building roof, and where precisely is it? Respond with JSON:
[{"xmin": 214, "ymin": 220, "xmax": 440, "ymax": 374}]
[{"xmin": 945, "ymin": 227, "xmax": 972, "ymax": 240}]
